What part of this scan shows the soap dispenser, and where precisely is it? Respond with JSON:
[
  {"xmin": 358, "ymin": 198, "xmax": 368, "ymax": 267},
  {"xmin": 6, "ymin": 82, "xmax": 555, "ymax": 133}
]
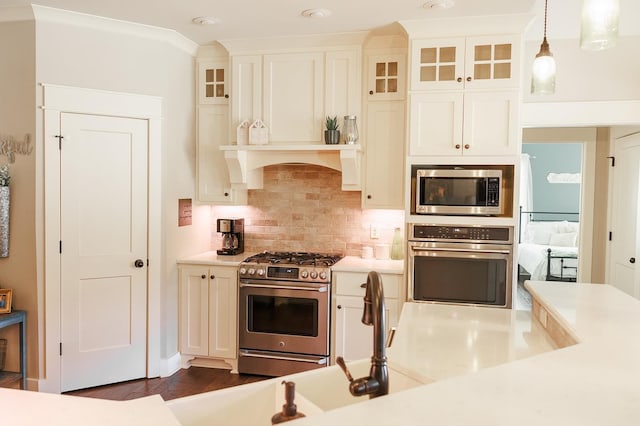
[
  {"xmin": 271, "ymin": 381, "xmax": 306, "ymax": 424},
  {"xmin": 390, "ymin": 227, "xmax": 404, "ymax": 260}
]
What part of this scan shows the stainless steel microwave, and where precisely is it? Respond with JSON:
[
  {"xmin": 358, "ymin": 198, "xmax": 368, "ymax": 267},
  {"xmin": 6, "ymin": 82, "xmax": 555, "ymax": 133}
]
[{"xmin": 415, "ymin": 168, "xmax": 503, "ymax": 216}]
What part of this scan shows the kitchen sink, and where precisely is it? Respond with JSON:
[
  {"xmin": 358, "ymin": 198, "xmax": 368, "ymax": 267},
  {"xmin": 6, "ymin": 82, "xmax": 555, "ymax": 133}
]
[{"xmin": 166, "ymin": 359, "xmax": 426, "ymax": 425}]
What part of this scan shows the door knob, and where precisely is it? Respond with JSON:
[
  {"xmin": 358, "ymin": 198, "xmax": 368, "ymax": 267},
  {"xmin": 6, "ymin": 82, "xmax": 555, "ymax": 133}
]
[
  {"xmin": 630, "ymin": 257, "xmax": 636, "ymax": 264},
  {"xmin": 134, "ymin": 259, "xmax": 145, "ymax": 268}
]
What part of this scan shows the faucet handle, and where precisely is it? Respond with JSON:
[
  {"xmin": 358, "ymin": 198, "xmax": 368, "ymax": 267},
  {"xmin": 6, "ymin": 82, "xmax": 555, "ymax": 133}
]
[{"xmin": 335, "ymin": 356, "xmax": 354, "ymax": 383}]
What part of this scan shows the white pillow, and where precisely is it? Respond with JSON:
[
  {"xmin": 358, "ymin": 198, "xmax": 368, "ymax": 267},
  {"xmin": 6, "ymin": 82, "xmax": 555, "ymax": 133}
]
[
  {"xmin": 531, "ymin": 229, "xmax": 552, "ymax": 245},
  {"xmin": 549, "ymin": 232, "xmax": 577, "ymax": 247}
]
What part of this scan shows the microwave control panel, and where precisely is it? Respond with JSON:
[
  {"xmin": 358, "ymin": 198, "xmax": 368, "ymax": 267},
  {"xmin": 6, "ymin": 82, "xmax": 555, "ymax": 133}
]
[{"xmin": 411, "ymin": 225, "xmax": 512, "ymax": 244}]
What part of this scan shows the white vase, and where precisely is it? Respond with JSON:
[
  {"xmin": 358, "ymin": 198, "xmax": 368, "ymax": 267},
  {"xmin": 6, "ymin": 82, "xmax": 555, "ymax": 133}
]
[{"xmin": 0, "ymin": 186, "xmax": 9, "ymax": 258}]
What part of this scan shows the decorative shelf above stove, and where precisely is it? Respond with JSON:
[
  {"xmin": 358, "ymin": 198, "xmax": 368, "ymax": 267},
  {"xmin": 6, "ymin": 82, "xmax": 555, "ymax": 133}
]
[{"xmin": 220, "ymin": 144, "xmax": 362, "ymax": 191}]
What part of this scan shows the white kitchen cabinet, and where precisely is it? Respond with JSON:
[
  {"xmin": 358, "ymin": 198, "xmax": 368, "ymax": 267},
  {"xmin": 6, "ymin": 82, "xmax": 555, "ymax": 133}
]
[
  {"xmin": 197, "ymin": 59, "xmax": 229, "ymax": 105},
  {"xmin": 263, "ymin": 52, "xmax": 324, "ymax": 143},
  {"xmin": 197, "ymin": 105, "xmax": 247, "ymax": 204},
  {"xmin": 410, "ymin": 35, "xmax": 520, "ymax": 91},
  {"xmin": 408, "ymin": 90, "xmax": 519, "ymax": 156},
  {"xmin": 179, "ymin": 265, "xmax": 238, "ymax": 368},
  {"xmin": 366, "ymin": 54, "xmax": 406, "ymax": 101},
  {"xmin": 363, "ymin": 101, "xmax": 405, "ymax": 209},
  {"xmin": 230, "ymin": 55, "xmax": 262, "ymax": 143},
  {"xmin": 332, "ymin": 271, "xmax": 402, "ymax": 362},
  {"xmin": 229, "ymin": 49, "xmax": 361, "ymax": 145}
]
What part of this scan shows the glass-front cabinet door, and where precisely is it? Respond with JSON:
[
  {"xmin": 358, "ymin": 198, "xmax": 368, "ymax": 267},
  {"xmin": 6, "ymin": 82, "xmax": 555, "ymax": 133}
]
[
  {"xmin": 198, "ymin": 59, "xmax": 229, "ymax": 104},
  {"xmin": 367, "ymin": 54, "xmax": 406, "ymax": 101},
  {"xmin": 410, "ymin": 35, "xmax": 519, "ymax": 91}
]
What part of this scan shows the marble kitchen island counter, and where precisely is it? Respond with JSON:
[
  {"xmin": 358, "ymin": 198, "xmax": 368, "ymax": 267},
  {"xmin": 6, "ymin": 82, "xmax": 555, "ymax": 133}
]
[{"xmin": 292, "ymin": 281, "xmax": 640, "ymax": 425}]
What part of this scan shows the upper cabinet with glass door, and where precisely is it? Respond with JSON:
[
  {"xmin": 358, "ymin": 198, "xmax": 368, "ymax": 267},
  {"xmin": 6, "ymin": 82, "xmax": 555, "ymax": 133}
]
[
  {"xmin": 410, "ymin": 35, "xmax": 519, "ymax": 91},
  {"xmin": 198, "ymin": 59, "xmax": 229, "ymax": 105},
  {"xmin": 367, "ymin": 54, "xmax": 406, "ymax": 101}
]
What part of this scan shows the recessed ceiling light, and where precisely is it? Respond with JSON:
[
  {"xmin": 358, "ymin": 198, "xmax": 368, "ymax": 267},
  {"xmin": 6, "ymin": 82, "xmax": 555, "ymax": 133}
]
[
  {"xmin": 192, "ymin": 16, "xmax": 220, "ymax": 25},
  {"xmin": 423, "ymin": 0, "xmax": 455, "ymax": 10},
  {"xmin": 301, "ymin": 8, "xmax": 332, "ymax": 18}
]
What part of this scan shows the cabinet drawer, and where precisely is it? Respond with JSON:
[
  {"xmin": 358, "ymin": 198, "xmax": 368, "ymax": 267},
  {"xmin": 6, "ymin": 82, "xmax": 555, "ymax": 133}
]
[{"xmin": 333, "ymin": 271, "xmax": 400, "ymax": 298}]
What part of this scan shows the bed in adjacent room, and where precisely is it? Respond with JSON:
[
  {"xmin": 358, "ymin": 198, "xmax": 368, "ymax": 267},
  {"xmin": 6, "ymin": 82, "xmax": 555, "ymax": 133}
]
[{"xmin": 518, "ymin": 211, "xmax": 579, "ymax": 282}]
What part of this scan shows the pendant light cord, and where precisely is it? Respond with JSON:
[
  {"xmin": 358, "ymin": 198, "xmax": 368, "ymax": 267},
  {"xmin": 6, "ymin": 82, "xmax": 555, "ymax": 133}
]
[{"xmin": 543, "ymin": 0, "xmax": 548, "ymax": 41}]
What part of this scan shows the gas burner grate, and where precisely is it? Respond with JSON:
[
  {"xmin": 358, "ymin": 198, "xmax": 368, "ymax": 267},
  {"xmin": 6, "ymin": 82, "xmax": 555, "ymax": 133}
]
[{"xmin": 242, "ymin": 251, "xmax": 343, "ymax": 266}]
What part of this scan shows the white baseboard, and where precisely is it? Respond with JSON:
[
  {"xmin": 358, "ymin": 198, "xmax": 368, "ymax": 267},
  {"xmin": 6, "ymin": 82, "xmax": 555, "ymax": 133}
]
[{"xmin": 160, "ymin": 352, "xmax": 183, "ymax": 378}]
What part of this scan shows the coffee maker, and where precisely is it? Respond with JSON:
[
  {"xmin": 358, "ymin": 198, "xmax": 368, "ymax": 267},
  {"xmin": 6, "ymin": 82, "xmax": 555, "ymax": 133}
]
[{"xmin": 216, "ymin": 218, "xmax": 244, "ymax": 255}]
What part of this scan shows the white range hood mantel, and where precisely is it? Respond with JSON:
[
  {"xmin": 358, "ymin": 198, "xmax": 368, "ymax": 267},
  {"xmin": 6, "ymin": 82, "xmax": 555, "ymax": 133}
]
[{"xmin": 220, "ymin": 144, "xmax": 362, "ymax": 191}]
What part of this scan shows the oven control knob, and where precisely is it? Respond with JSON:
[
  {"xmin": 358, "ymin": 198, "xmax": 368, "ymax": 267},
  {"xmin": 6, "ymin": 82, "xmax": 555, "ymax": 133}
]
[
  {"xmin": 300, "ymin": 270, "xmax": 309, "ymax": 279},
  {"xmin": 248, "ymin": 268, "xmax": 255, "ymax": 275},
  {"xmin": 239, "ymin": 267, "xmax": 247, "ymax": 275},
  {"xmin": 256, "ymin": 268, "xmax": 265, "ymax": 276},
  {"xmin": 310, "ymin": 270, "xmax": 318, "ymax": 279},
  {"xmin": 319, "ymin": 271, "xmax": 328, "ymax": 280}
]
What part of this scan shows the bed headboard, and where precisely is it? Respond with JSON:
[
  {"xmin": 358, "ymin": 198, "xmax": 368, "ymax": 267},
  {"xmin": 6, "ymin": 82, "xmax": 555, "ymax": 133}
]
[{"xmin": 519, "ymin": 207, "xmax": 580, "ymax": 244}]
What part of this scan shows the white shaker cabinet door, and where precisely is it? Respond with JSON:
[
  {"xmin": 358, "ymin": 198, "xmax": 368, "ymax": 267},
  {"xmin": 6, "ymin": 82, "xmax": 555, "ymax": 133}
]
[
  {"xmin": 230, "ymin": 55, "xmax": 262, "ymax": 143},
  {"xmin": 409, "ymin": 92, "xmax": 464, "ymax": 156},
  {"xmin": 208, "ymin": 266, "xmax": 238, "ymax": 359},
  {"xmin": 179, "ymin": 266, "xmax": 209, "ymax": 357},
  {"xmin": 263, "ymin": 52, "xmax": 324, "ymax": 143}
]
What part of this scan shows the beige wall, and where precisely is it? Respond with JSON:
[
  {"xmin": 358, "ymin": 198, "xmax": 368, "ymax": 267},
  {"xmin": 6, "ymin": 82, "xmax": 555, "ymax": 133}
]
[
  {"xmin": 0, "ymin": 19, "xmax": 37, "ymax": 377},
  {"xmin": 210, "ymin": 165, "xmax": 404, "ymax": 257}
]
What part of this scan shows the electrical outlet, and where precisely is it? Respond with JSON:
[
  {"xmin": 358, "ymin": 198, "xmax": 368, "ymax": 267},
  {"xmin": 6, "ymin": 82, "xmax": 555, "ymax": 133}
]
[{"xmin": 370, "ymin": 225, "xmax": 379, "ymax": 239}]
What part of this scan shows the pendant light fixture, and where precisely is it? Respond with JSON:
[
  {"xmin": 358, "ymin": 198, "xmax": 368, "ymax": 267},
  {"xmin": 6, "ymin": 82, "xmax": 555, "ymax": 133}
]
[
  {"xmin": 531, "ymin": 0, "xmax": 556, "ymax": 95},
  {"xmin": 580, "ymin": 0, "xmax": 620, "ymax": 50}
]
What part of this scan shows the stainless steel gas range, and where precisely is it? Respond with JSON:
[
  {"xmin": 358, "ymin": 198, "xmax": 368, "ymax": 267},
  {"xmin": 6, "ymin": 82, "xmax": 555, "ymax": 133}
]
[{"xmin": 238, "ymin": 251, "xmax": 343, "ymax": 377}]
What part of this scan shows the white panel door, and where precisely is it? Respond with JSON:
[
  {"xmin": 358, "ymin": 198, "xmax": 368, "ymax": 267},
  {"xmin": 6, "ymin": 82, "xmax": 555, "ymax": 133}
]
[
  {"xmin": 462, "ymin": 90, "xmax": 519, "ymax": 156},
  {"xmin": 609, "ymin": 132, "xmax": 640, "ymax": 298},
  {"xmin": 60, "ymin": 113, "xmax": 148, "ymax": 392},
  {"xmin": 409, "ymin": 92, "xmax": 463, "ymax": 156},
  {"xmin": 208, "ymin": 266, "xmax": 238, "ymax": 359},
  {"xmin": 263, "ymin": 52, "xmax": 323, "ymax": 143}
]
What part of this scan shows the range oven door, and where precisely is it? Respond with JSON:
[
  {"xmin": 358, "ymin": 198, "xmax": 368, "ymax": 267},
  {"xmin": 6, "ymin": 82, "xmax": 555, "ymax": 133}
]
[
  {"xmin": 239, "ymin": 280, "xmax": 330, "ymax": 357},
  {"xmin": 409, "ymin": 241, "xmax": 512, "ymax": 308}
]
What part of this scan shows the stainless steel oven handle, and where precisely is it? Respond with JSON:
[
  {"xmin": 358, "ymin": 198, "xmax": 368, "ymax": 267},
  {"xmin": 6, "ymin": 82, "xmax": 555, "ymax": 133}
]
[
  {"xmin": 410, "ymin": 246, "xmax": 511, "ymax": 254},
  {"xmin": 239, "ymin": 351, "xmax": 328, "ymax": 365},
  {"xmin": 239, "ymin": 282, "xmax": 328, "ymax": 292}
]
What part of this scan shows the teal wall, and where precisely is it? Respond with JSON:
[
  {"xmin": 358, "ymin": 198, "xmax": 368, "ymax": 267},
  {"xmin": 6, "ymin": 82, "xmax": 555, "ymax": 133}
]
[{"xmin": 522, "ymin": 143, "xmax": 582, "ymax": 221}]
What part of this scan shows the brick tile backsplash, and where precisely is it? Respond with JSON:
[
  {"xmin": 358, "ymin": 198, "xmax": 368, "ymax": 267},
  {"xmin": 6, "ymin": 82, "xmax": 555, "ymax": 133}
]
[{"xmin": 210, "ymin": 165, "xmax": 404, "ymax": 257}]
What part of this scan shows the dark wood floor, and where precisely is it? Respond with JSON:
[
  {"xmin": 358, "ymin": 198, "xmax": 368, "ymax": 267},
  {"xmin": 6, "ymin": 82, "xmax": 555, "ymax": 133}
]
[{"xmin": 64, "ymin": 367, "xmax": 267, "ymax": 401}]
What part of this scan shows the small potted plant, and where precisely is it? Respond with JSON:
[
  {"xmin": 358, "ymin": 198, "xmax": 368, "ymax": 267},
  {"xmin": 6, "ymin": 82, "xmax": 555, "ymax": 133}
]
[{"xmin": 324, "ymin": 116, "xmax": 340, "ymax": 144}]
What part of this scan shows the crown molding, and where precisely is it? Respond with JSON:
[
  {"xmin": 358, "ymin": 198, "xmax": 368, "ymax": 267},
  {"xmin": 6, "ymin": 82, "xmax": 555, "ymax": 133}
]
[
  {"xmin": 219, "ymin": 31, "xmax": 369, "ymax": 55},
  {"xmin": 400, "ymin": 13, "xmax": 535, "ymax": 39},
  {"xmin": 30, "ymin": 5, "xmax": 198, "ymax": 56}
]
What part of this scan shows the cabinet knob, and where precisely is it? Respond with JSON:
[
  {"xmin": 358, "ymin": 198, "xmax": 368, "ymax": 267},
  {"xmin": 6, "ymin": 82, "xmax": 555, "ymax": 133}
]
[
  {"xmin": 369, "ymin": 90, "xmax": 374, "ymax": 95},
  {"xmin": 367, "ymin": 194, "xmax": 372, "ymax": 199},
  {"xmin": 464, "ymin": 144, "xmax": 470, "ymax": 150},
  {"xmin": 210, "ymin": 274, "xmax": 215, "ymax": 279},
  {"xmin": 457, "ymin": 77, "xmax": 462, "ymax": 83},
  {"xmin": 631, "ymin": 258, "xmax": 636, "ymax": 264},
  {"xmin": 455, "ymin": 144, "xmax": 461, "ymax": 149},
  {"xmin": 466, "ymin": 76, "xmax": 472, "ymax": 82},
  {"xmin": 224, "ymin": 94, "xmax": 229, "ymax": 99},
  {"xmin": 337, "ymin": 305, "xmax": 342, "ymax": 309},
  {"xmin": 224, "ymin": 192, "xmax": 229, "ymax": 197},
  {"xmin": 201, "ymin": 274, "xmax": 206, "ymax": 279}
]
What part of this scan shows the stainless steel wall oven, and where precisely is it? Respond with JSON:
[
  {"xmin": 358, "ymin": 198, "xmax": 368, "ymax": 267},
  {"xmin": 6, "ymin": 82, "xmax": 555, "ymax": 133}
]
[
  {"xmin": 238, "ymin": 252, "xmax": 342, "ymax": 377},
  {"xmin": 408, "ymin": 224, "xmax": 513, "ymax": 309}
]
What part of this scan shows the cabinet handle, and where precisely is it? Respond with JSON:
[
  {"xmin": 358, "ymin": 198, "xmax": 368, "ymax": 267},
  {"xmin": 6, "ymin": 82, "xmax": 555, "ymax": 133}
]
[
  {"xmin": 337, "ymin": 305, "xmax": 342, "ymax": 309},
  {"xmin": 210, "ymin": 275, "xmax": 215, "ymax": 279},
  {"xmin": 464, "ymin": 144, "xmax": 470, "ymax": 150},
  {"xmin": 201, "ymin": 274, "xmax": 206, "ymax": 279},
  {"xmin": 456, "ymin": 77, "xmax": 462, "ymax": 82},
  {"xmin": 466, "ymin": 76, "xmax": 472, "ymax": 82},
  {"xmin": 369, "ymin": 90, "xmax": 374, "ymax": 95},
  {"xmin": 455, "ymin": 144, "xmax": 461, "ymax": 149}
]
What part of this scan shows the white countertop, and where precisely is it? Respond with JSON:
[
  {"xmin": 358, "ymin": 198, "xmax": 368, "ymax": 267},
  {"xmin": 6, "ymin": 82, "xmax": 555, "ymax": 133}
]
[
  {"xmin": 177, "ymin": 252, "xmax": 404, "ymax": 274},
  {"xmin": 0, "ymin": 391, "xmax": 179, "ymax": 425},
  {"xmin": 6, "ymin": 280, "xmax": 640, "ymax": 425},
  {"xmin": 293, "ymin": 281, "xmax": 640, "ymax": 425}
]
